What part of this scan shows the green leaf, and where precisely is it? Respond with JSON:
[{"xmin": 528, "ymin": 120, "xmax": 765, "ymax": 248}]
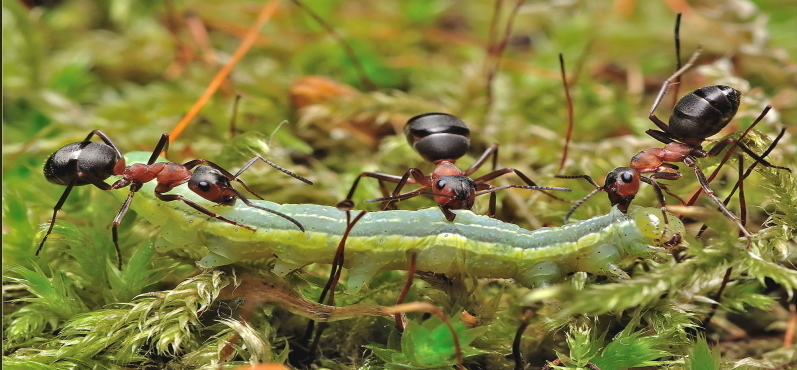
[
  {"xmin": 685, "ymin": 335, "xmax": 721, "ymax": 370},
  {"xmin": 592, "ymin": 329, "xmax": 674, "ymax": 370}
]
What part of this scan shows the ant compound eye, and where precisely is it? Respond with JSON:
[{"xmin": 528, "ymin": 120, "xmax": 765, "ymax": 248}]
[
  {"xmin": 621, "ymin": 172, "xmax": 634, "ymax": 183},
  {"xmin": 197, "ymin": 181, "xmax": 211, "ymax": 192},
  {"xmin": 436, "ymin": 180, "xmax": 446, "ymax": 190}
]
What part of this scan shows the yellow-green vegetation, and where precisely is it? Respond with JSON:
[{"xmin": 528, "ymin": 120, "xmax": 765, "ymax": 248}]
[{"xmin": 3, "ymin": 0, "xmax": 796, "ymax": 369}]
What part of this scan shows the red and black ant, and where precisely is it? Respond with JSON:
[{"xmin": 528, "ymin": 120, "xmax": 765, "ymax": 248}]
[
  {"xmin": 554, "ymin": 15, "xmax": 789, "ymax": 234},
  {"xmin": 559, "ymin": 73, "xmax": 790, "ymax": 235},
  {"xmin": 337, "ymin": 112, "xmax": 571, "ymax": 221},
  {"xmin": 554, "ymin": 51, "xmax": 684, "ymax": 224},
  {"xmin": 631, "ymin": 55, "xmax": 791, "ymax": 243},
  {"xmin": 36, "ymin": 130, "xmax": 312, "ymax": 269}
]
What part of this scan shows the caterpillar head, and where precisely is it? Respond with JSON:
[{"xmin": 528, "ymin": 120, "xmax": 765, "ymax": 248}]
[{"xmin": 632, "ymin": 207, "xmax": 686, "ymax": 250}]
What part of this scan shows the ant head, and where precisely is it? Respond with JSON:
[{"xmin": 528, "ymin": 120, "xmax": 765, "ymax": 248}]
[
  {"xmin": 44, "ymin": 141, "xmax": 120, "ymax": 186},
  {"xmin": 405, "ymin": 113, "xmax": 470, "ymax": 163},
  {"xmin": 433, "ymin": 175, "xmax": 477, "ymax": 210},
  {"xmin": 188, "ymin": 166, "xmax": 237, "ymax": 206},
  {"xmin": 604, "ymin": 167, "xmax": 640, "ymax": 213},
  {"xmin": 668, "ymin": 85, "xmax": 741, "ymax": 143}
]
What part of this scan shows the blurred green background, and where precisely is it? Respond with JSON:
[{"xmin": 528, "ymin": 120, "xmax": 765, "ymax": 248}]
[{"xmin": 3, "ymin": 0, "xmax": 796, "ymax": 368}]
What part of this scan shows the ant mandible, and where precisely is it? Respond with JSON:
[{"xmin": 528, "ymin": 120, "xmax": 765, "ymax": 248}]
[
  {"xmin": 338, "ymin": 112, "xmax": 570, "ymax": 221},
  {"xmin": 36, "ymin": 130, "xmax": 312, "ymax": 269}
]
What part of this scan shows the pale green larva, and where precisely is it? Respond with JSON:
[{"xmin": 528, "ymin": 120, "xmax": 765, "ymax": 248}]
[{"xmin": 118, "ymin": 152, "xmax": 686, "ymax": 292}]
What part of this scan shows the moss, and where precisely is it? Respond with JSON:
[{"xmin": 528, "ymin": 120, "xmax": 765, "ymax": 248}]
[{"xmin": 4, "ymin": 0, "xmax": 796, "ymax": 368}]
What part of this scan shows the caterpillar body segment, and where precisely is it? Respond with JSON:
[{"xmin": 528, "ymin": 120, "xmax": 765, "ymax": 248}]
[{"xmin": 120, "ymin": 152, "xmax": 686, "ymax": 292}]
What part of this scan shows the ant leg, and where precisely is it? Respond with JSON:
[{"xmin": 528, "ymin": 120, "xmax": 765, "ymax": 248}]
[
  {"xmin": 85, "ymin": 130, "xmax": 124, "ymax": 159},
  {"xmin": 364, "ymin": 188, "xmax": 429, "ymax": 206},
  {"xmin": 703, "ymin": 155, "xmax": 747, "ymax": 328},
  {"xmin": 155, "ymin": 192, "xmax": 257, "ymax": 232},
  {"xmin": 375, "ymin": 179, "xmax": 398, "ymax": 210},
  {"xmin": 378, "ymin": 168, "xmax": 429, "ymax": 211},
  {"xmin": 487, "ymin": 191, "xmax": 497, "ymax": 218},
  {"xmin": 147, "ymin": 134, "xmax": 170, "ymax": 165},
  {"xmin": 696, "ymin": 128, "xmax": 787, "ymax": 238},
  {"xmin": 645, "ymin": 129, "xmax": 677, "ymax": 145},
  {"xmin": 463, "ymin": 143, "xmax": 499, "ymax": 176},
  {"xmin": 649, "ymin": 47, "xmax": 702, "ymax": 131},
  {"xmin": 725, "ymin": 128, "xmax": 788, "ymax": 202},
  {"xmin": 640, "ymin": 175, "xmax": 673, "ymax": 226},
  {"xmin": 686, "ymin": 159, "xmax": 753, "ymax": 247},
  {"xmin": 737, "ymin": 155, "xmax": 748, "ymax": 228},
  {"xmin": 110, "ymin": 187, "xmax": 142, "ymax": 269},
  {"xmin": 394, "ymin": 251, "xmax": 417, "ymax": 331},
  {"xmin": 709, "ymin": 140, "xmax": 790, "ymax": 172},
  {"xmin": 36, "ymin": 180, "xmax": 76, "ymax": 256},
  {"xmin": 704, "ymin": 106, "xmax": 789, "ymax": 172},
  {"xmin": 694, "ymin": 107, "xmax": 787, "ymax": 206},
  {"xmin": 337, "ymin": 171, "xmax": 410, "ymax": 210},
  {"xmin": 37, "ymin": 171, "xmax": 116, "ymax": 258}
]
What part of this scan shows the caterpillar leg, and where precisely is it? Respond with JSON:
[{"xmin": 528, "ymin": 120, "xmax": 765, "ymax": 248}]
[
  {"xmin": 198, "ymin": 252, "xmax": 238, "ymax": 268},
  {"xmin": 576, "ymin": 244, "xmax": 630, "ymax": 280},
  {"xmin": 521, "ymin": 261, "xmax": 564, "ymax": 288}
]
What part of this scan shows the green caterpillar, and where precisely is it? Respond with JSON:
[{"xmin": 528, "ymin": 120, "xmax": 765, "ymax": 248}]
[{"xmin": 120, "ymin": 152, "xmax": 686, "ymax": 292}]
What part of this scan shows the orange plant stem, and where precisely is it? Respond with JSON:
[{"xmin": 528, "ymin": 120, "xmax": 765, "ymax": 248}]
[{"xmin": 169, "ymin": 0, "xmax": 280, "ymax": 143}]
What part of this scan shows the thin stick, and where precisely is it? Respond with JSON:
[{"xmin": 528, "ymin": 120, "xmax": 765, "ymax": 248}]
[
  {"xmin": 169, "ymin": 0, "xmax": 280, "ymax": 142},
  {"xmin": 512, "ymin": 307, "xmax": 533, "ymax": 370},
  {"xmin": 558, "ymin": 53, "xmax": 574, "ymax": 173},
  {"xmin": 291, "ymin": 0, "xmax": 375, "ymax": 91},
  {"xmin": 483, "ymin": 0, "xmax": 524, "ymax": 124},
  {"xmin": 669, "ymin": 13, "xmax": 683, "ymax": 109},
  {"xmin": 220, "ymin": 274, "xmax": 465, "ymax": 369}
]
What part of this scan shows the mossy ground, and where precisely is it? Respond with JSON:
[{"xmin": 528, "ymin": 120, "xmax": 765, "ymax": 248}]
[{"xmin": 3, "ymin": 1, "xmax": 796, "ymax": 369}]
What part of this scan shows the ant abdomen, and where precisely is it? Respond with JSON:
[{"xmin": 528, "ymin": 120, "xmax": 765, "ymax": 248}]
[
  {"xmin": 404, "ymin": 112, "xmax": 470, "ymax": 162},
  {"xmin": 669, "ymin": 85, "xmax": 741, "ymax": 139},
  {"xmin": 43, "ymin": 142, "xmax": 120, "ymax": 186}
]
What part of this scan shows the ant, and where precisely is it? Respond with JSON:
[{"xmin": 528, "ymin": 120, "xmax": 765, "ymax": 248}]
[
  {"xmin": 559, "ymin": 71, "xmax": 789, "ymax": 234},
  {"xmin": 556, "ymin": 14, "xmax": 790, "ymax": 236},
  {"xmin": 337, "ymin": 112, "xmax": 570, "ymax": 221},
  {"xmin": 36, "ymin": 130, "xmax": 312, "ymax": 269},
  {"xmin": 631, "ymin": 54, "xmax": 790, "ymax": 245}
]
